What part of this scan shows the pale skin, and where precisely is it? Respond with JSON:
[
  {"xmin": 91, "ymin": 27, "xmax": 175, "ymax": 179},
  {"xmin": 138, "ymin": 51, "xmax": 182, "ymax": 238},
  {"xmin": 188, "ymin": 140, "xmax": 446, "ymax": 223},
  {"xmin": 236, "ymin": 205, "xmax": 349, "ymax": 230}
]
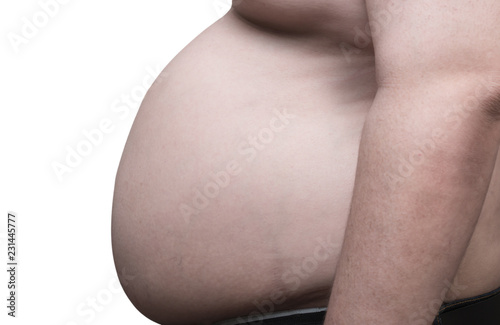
[
  {"xmin": 111, "ymin": 1, "xmax": 500, "ymax": 324},
  {"xmin": 327, "ymin": 1, "xmax": 500, "ymax": 324}
]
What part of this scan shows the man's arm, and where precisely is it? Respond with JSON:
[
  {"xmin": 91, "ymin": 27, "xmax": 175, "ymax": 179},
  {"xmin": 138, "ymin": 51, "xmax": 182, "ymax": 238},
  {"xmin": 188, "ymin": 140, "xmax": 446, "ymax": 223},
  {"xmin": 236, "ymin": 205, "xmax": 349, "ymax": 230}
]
[{"xmin": 326, "ymin": 1, "xmax": 500, "ymax": 324}]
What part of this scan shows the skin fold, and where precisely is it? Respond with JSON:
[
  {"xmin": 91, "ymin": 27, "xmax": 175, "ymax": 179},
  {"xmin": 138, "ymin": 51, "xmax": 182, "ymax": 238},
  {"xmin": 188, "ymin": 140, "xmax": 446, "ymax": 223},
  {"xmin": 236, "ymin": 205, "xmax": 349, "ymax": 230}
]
[{"xmin": 111, "ymin": 1, "xmax": 500, "ymax": 324}]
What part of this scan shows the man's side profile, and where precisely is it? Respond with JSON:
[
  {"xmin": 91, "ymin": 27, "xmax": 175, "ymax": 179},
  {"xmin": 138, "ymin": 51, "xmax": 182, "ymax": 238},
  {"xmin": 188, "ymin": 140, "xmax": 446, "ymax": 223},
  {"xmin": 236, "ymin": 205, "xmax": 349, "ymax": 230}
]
[{"xmin": 111, "ymin": 1, "xmax": 500, "ymax": 324}]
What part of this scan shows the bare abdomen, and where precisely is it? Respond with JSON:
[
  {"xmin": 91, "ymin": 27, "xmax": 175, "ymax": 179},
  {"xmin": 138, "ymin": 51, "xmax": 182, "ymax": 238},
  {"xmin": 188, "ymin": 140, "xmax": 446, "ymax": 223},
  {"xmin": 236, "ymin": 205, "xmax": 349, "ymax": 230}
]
[{"xmin": 111, "ymin": 12, "xmax": 373, "ymax": 325}]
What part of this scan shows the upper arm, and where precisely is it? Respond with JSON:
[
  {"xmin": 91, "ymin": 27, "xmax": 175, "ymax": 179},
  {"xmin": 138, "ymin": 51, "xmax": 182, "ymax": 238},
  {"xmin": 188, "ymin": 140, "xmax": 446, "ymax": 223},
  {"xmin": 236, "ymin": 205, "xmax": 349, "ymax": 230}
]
[
  {"xmin": 365, "ymin": 0, "xmax": 500, "ymax": 121},
  {"xmin": 365, "ymin": 0, "xmax": 500, "ymax": 85}
]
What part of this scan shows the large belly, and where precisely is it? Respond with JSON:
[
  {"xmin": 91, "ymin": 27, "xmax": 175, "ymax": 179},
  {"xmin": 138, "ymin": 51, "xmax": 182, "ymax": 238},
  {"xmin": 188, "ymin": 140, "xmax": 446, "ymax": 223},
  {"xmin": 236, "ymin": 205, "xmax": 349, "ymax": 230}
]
[{"xmin": 111, "ymin": 11, "xmax": 374, "ymax": 325}]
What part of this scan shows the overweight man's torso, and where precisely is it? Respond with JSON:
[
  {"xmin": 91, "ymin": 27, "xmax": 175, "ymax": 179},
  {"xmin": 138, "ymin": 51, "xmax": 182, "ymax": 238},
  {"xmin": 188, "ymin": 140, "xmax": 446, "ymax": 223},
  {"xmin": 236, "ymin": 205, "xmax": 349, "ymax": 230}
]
[{"xmin": 111, "ymin": 2, "xmax": 500, "ymax": 324}]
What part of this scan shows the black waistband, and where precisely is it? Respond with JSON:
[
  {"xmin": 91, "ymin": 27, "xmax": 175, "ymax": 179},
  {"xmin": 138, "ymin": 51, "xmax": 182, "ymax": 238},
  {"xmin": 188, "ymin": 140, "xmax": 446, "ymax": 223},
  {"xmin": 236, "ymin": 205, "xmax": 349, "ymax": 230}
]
[
  {"xmin": 434, "ymin": 286, "xmax": 500, "ymax": 325},
  {"xmin": 217, "ymin": 286, "xmax": 500, "ymax": 325}
]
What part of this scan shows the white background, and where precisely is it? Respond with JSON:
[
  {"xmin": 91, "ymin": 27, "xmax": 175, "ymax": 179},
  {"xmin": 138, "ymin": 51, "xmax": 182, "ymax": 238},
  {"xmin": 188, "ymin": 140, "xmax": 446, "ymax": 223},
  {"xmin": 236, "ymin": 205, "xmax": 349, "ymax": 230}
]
[{"xmin": 0, "ymin": 1, "xmax": 230, "ymax": 324}]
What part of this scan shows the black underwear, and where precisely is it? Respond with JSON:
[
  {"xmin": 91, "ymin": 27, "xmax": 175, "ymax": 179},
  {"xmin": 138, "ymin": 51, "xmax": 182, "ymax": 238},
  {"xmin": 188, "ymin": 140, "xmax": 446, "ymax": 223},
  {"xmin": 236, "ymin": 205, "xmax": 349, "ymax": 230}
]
[
  {"xmin": 214, "ymin": 286, "xmax": 500, "ymax": 325},
  {"xmin": 433, "ymin": 285, "xmax": 500, "ymax": 325}
]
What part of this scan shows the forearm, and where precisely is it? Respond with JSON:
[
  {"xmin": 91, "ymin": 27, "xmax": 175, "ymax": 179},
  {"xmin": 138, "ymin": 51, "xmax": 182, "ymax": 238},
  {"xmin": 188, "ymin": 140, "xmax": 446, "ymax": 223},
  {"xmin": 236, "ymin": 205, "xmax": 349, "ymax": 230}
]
[{"xmin": 326, "ymin": 80, "xmax": 500, "ymax": 324}]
